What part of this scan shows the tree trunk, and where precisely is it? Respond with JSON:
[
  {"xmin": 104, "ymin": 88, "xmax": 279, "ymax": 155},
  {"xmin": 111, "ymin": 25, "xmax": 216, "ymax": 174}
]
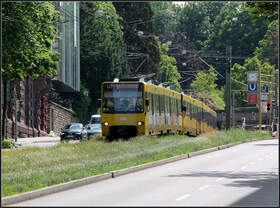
[{"xmin": 2, "ymin": 79, "xmax": 7, "ymax": 140}]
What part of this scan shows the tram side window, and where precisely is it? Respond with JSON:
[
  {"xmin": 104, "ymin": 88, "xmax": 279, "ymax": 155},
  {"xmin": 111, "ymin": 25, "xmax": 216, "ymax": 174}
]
[
  {"xmin": 157, "ymin": 94, "xmax": 160, "ymax": 114},
  {"xmin": 176, "ymin": 99, "xmax": 178, "ymax": 116},
  {"xmin": 183, "ymin": 100, "xmax": 186, "ymax": 116},
  {"xmin": 172, "ymin": 98, "xmax": 176, "ymax": 115},
  {"xmin": 204, "ymin": 110, "xmax": 207, "ymax": 124},
  {"xmin": 158, "ymin": 95, "xmax": 162, "ymax": 115},
  {"xmin": 190, "ymin": 103, "xmax": 192, "ymax": 119},
  {"xmin": 166, "ymin": 96, "xmax": 169, "ymax": 115},
  {"xmin": 151, "ymin": 93, "xmax": 154, "ymax": 115},
  {"xmin": 170, "ymin": 98, "xmax": 172, "ymax": 115},
  {"xmin": 162, "ymin": 95, "xmax": 165, "ymax": 114},
  {"xmin": 154, "ymin": 94, "xmax": 157, "ymax": 114},
  {"xmin": 186, "ymin": 102, "xmax": 190, "ymax": 117},
  {"xmin": 178, "ymin": 99, "xmax": 181, "ymax": 116}
]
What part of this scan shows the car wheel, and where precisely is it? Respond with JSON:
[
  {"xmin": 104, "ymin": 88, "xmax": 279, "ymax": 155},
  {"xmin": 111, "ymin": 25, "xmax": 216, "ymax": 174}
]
[{"xmin": 60, "ymin": 137, "xmax": 68, "ymax": 143}]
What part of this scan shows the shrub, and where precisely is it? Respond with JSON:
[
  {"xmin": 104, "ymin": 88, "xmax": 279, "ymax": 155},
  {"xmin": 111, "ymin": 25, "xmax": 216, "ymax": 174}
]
[{"xmin": 2, "ymin": 139, "xmax": 17, "ymax": 149}]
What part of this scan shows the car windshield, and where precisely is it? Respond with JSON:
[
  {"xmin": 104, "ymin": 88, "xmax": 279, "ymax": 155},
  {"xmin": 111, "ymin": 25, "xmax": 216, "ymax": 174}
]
[
  {"xmin": 90, "ymin": 116, "xmax": 101, "ymax": 124},
  {"xmin": 102, "ymin": 83, "xmax": 143, "ymax": 114},
  {"xmin": 64, "ymin": 124, "xmax": 82, "ymax": 130},
  {"xmin": 87, "ymin": 124, "xmax": 101, "ymax": 130}
]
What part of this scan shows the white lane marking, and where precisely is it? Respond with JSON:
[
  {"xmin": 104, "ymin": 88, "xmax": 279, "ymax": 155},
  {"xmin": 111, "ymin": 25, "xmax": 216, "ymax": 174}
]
[
  {"xmin": 198, "ymin": 185, "xmax": 209, "ymax": 191},
  {"xmin": 176, "ymin": 194, "xmax": 191, "ymax": 201},
  {"xmin": 216, "ymin": 178, "xmax": 224, "ymax": 182},
  {"xmin": 258, "ymin": 158, "xmax": 263, "ymax": 161},
  {"xmin": 250, "ymin": 161, "xmax": 256, "ymax": 165},
  {"xmin": 241, "ymin": 166, "xmax": 247, "ymax": 170}
]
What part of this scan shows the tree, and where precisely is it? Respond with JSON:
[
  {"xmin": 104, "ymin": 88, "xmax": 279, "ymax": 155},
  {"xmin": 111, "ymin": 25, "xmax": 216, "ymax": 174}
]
[
  {"xmin": 150, "ymin": 2, "xmax": 179, "ymax": 36},
  {"xmin": 190, "ymin": 67, "xmax": 225, "ymax": 110},
  {"xmin": 113, "ymin": 2, "xmax": 160, "ymax": 76},
  {"xmin": 2, "ymin": 2, "xmax": 60, "ymax": 81},
  {"xmin": 177, "ymin": 2, "xmax": 224, "ymax": 51},
  {"xmin": 245, "ymin": 2, "xmax": 278, "ymax": 21},
  {"xmin": 2, "ymin": 2, "xmax": 60, "ymax": 138},
  {"xmin": 79, "ymin": 2, "xmax": 124, "ymax": 117},
  {"xmin": 203, "ymin": 2, "xmax": 269, "ymax": 87},
  {"xmin": 156, "ymin": 40, "xmax": 181, "ymax": 92},
  {"xmin": 254, "ymin": 20, "xmax": 278, "ymax": 67}
]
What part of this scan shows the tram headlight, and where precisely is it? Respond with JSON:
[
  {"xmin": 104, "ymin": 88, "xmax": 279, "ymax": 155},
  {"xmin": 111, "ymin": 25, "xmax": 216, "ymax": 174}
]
[
  {"xmin": 103, "ymin": 122, "xmax": 109, "ymax": 126},
  {"xmin": 137, "ymin": 121, "xmax": 144, "ymax": 126}
]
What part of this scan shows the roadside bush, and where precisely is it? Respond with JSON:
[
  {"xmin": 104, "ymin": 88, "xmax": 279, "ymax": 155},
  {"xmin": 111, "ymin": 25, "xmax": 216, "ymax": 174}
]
[{"xmin": 1, "ymin": 139, "xmax": 17, "ymax": 149}]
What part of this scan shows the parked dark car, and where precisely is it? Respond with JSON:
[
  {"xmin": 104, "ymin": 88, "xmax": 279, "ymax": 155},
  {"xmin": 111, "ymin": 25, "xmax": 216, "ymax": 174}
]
[
  {"xmin": 86, "ymin": 123, "xmax": 102, "ymax": 139},
  {"xmin": 60, "ymin": 123, "xmax": 87, "ymax": 141}
]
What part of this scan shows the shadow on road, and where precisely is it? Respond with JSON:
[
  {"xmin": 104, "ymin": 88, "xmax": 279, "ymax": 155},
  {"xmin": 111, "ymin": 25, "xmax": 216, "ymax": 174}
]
[
  {"xmin": 229, "ymin": 177, "xmax": 279, "ymax": 207},
  {"xmin": 166, "ymin": 171, "xmax": 279, "ymax": 206}
]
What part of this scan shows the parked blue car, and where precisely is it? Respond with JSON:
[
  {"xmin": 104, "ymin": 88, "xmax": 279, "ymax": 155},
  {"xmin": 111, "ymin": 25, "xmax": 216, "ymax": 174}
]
[
  {"xmin": 86, "ymin": 123, "xmax": 102, "ymax": 139},
  {"xmin": 60, "ymin": 123, "xmax": 87, "ymax": 141}
]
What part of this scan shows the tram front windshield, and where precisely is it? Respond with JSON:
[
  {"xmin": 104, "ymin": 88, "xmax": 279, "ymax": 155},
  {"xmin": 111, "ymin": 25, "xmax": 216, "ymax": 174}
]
[{"xmin": 102, "ymin": 83, "xmax": 144, "ymax": 113}]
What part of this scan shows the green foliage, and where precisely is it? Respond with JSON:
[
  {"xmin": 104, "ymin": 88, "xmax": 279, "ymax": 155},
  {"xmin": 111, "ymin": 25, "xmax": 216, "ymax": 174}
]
[
  {"xmin": 2, "ymin": 2, "xmax": 60, "ymax": 81},
  {"xmin": 2, "ymin": 139, "xmax": 17, "ymax": 149},
  {"xmin": 190, "ymin": 67, "xmax": 225, "ymax": 110},
  {"xmin": 156, "ymin": 40, "xmax": 181, "ymax": 92},
  {"xmin": 177, "ymin": 2, "xmax": 224, "ymax": 50},
  {"xmin": 203, "ymin": 2, "xmax": 269, "ymax": 87},
  {"xmin": 150, "ymin": 2, "xmax": 179, "ymax": 36},
  {"xmin": 80, "ymin": 2, "xmax": 124, "ymax": 115},
  {"xmin": 254, "ymin": 20, "xmax": 278, "ymax": 66},
  {"xmin": 191, "ymin": 66, "xmax": 217, "ymax": 92},
  {"xmin": 245, "ymin": 2, "xmax": 278, "ymax": 21},
  {"xmin": 113, "ymin": 2, "xmax": 160, "ymax": 76}
]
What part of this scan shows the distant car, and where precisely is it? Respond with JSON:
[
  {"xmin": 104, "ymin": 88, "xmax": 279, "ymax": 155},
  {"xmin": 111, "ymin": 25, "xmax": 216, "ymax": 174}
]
[
  {"xmin": 86, "ymin": 123, "xmax": 102, "ymax": 139},
  {"xmin": 60, "ymin": 123, "xmax": 87, "ymax": 141},
  {"xmin": 254, "ymin": 124, "xmax": 267, "ymax": 130},
  {"xmin": 90, "ymin": 115, "xmax": 101, "ymax": 124}
]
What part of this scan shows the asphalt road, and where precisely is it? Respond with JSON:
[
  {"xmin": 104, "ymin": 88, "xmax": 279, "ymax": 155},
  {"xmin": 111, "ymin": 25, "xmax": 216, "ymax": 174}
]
[{"xmin": 10, "ymin": 139, "xmax": 278, "ymax": 207}]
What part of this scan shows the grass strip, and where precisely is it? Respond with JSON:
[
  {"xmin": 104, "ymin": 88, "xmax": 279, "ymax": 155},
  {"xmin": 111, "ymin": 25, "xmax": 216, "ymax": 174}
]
[{"xmin": 1, "ymin": 128, "xmax": 271, "ymax": 197}]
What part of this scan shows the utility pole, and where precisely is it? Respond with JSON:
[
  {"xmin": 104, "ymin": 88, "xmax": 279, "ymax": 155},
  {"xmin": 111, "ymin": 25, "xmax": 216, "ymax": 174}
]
[
  {"xmin": 258, "ymin": 68, "xmax": 261, "ymax": 130},
  {"xmin": 226, "ymin": 46, "xmax": 232, "ymax": 130},
  {"xmin": 232, "ymin": 91, "xmax": 235, "ymax": 128},
  {"xmin": 275, "ymin": 69, "xmax": 279, "ymax": 137}
]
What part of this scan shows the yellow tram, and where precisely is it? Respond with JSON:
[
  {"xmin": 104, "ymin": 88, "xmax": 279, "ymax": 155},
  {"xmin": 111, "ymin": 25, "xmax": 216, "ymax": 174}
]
[{"xmin": 101, "ymin": 78, "xmax": 216, "ymax": 140}]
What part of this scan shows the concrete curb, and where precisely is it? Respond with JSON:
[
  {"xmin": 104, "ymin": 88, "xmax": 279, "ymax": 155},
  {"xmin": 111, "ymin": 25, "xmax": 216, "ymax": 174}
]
[
  {"xmin": 112, "ymin": 153, "xmax": 190, "ymax": 178},
  {"xmin": 2, "ymin": 137, "xmax": 275, "ymax": 206},
  {"xmin": 188, "ymin": 147, "xmax": 218, "ymax": 157},
  {"xmin": 2, "ymin": 173, "xmax": 111, "ymax": 206}
]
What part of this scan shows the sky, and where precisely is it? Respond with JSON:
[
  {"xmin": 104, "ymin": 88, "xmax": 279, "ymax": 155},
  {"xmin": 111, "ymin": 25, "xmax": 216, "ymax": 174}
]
[{"xmin": 172, "ymin": 1, "xmax": 186, "ymax": 6}]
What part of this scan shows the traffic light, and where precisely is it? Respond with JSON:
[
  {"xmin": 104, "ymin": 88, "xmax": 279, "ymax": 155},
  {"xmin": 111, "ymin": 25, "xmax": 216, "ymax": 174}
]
[{"xmin": 266, "ymin": 100, "xmax": 271, "ymax": 111}]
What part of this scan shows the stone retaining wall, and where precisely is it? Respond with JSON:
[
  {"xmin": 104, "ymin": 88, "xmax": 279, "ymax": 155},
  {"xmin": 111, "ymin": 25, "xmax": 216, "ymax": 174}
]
[{"xmin": 47, "ymin": 101, "xmax": 80, "ymax": 136}]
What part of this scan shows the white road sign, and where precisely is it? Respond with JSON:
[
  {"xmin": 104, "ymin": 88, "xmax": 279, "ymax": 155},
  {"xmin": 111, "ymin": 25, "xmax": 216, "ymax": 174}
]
[{"xmin": 247, "ymin": 71, "xmax": 258, "ymax": 82}]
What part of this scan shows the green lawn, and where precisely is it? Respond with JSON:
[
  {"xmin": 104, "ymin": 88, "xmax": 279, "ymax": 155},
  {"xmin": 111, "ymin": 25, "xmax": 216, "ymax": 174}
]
[{"xmin": 1, "ymin": 128, "xmax": 271, "ymax": 197}]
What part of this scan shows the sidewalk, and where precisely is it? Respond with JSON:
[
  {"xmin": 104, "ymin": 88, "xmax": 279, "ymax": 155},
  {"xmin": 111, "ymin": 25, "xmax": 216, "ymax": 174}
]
[{"xmin": 16, "ymin": 136, "xmax": 61, "ymax": 148}]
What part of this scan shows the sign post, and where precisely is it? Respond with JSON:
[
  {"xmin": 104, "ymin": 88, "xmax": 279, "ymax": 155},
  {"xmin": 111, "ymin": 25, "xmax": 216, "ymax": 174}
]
[{"xmin": 258, "ymin": 68, "xmax": 261, "ymax": 130}]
